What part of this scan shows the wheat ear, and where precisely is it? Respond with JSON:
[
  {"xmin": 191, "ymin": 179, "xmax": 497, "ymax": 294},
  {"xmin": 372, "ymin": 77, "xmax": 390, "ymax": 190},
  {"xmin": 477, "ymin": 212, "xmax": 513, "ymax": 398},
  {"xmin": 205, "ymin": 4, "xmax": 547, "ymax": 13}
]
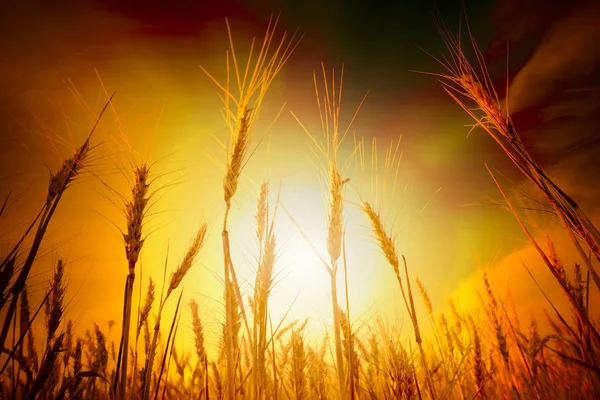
[
  {"xmin": 0, "ymin": 93, "xmax": 114, "ymax": 353},
  {"xmin": 116, "ymin": 164, "xmax": 150, "ymax": 400}
]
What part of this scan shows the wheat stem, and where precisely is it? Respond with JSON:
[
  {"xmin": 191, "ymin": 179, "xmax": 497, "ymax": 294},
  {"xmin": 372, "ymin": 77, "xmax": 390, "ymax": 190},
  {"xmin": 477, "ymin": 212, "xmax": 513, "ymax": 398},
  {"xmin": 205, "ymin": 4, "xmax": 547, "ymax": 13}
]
[{"xmin": 0, "ymin": 93, "xmax": 114, "ymax": 356}]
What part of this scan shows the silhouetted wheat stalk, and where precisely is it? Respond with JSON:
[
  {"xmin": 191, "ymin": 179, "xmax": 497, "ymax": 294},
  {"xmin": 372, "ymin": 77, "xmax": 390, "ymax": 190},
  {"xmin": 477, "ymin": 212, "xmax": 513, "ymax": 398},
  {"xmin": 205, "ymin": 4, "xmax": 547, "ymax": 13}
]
[
  {"xmin": 425, "ymin": 17, "xmax": 600, "ymax": 291},
  {"xmin": 0, "ymin": 93, "xmax": 115, "ymax": 356},
  {"xmin": 115, "ymin": 164, "xmax": 150, "ymax": 400},
  {"xmin": 140, "ymin": 224, "xmax": 207, "ymax": 399}
]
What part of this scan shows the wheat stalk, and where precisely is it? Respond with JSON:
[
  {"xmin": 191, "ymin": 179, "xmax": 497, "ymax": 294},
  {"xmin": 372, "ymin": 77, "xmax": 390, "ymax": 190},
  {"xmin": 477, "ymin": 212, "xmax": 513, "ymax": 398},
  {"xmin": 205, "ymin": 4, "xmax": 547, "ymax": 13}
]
[
  {"xmin": 130, "ymin": 278, "xmax": 155, "ymax": 395},
  {"xmin": 137, "ymin": 279, "xmax": 155, "ymax": 340},
  {"xmin": 202, "ymin": 15, "xmax": 300, "ymax": 400},
  {"xmin": 0, "ymin": 93, "xmax": 115, "ymax": 354},
  {"xmin": 25, "ymin": 333, "xmax": 65, "ymax": 399},
  {"xmin": 290, "ymin": 323, "xmax": 307, "ymax": 400},
  {"xmin": 116, "ymin": 164, "xmax": 151, "ymax": 400},
  {"xmin": 141, "ymin": 224, "xmax": 207, "ymax": 400},
  {"xmin": 293, "ymin": 64, "xmax": 364, "ymax": 400},
  {"xmin": 361, "ymin": 202, "xmax": 401, "ymax": 281},
  {"xmin": 428, "ymin": 18, "xmax": 600, "ymax": 291},
  {"xmin": 190, "ymin": 299, "xmax": 207, "ymax": 396},
  {"xmin": 362, "ymin": 200, "xmax": 436, "ymax": 397},
  {"xmin": 469, "ymin": 317, "xmax": 487, "ymax": 399},
  {"xmin": 327, "ymin": 165, "xmax": 344, "ymax": 265},
  {"xmin": 415, "ymin": 278, "xmax": 433, "ymax": 317},
  {"xmin": 45, "ymin": 260, "xmax": 65, "ymax": 347},
  {"xmin": 224, "ymin": 107, "xmax": 253, "ymax": 206},
  {"xmin": 252, "ymin": 182, "xmax": 278, "ymax": 399},
  {"xmin": 19, "ymin": 285, "xmax": 32, "ymax": 367},
  {"xmin": 166, "ymin": 224, "xmax": 208, "ymax": 300}
]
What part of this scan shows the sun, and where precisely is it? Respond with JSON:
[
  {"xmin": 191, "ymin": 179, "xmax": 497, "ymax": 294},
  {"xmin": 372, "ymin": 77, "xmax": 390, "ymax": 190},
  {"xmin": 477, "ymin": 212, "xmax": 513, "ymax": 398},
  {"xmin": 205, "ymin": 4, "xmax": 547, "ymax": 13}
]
[
  {"xmin": 261, "ymin": 183, "xmax": 333, "ymax": 327},
  {"xmin": 239, "ymin": 179, "xmax": 384, "ymax": 334},
  {"xmin": 226, "ymin": 179, "xmax": 338, "ymax": 330}
]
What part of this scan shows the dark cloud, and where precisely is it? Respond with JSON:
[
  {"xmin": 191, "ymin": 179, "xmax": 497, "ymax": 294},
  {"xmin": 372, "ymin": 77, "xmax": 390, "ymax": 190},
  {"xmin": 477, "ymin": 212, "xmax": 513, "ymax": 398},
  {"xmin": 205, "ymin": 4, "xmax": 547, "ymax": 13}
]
[
  {"xmin": 507, "ymin": 2, "xmax": 600, "ymax": 114},
  {"xmin": 485, "ymin": 0, "xmax": 575, "ymax": 64},
  {"xmin": 485, "ymin": 1, "xmax": 600, "ymax": 171},
  {"xmin": 94, "ymin": 0, "xmax": 257, "ymax": 36},
  {"xmin": 448, "ymin": 0, "xmax": 600, "ymax": 313}
]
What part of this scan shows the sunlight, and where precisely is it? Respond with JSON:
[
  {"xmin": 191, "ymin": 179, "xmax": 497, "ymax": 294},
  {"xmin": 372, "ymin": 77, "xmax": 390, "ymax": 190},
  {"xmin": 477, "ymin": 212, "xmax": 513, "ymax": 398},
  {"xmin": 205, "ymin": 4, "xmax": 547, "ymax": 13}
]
[
  {"xmin": 272, "ymin": 184, "xmax": 332, "ymax": 324},
  {"xmin": 6, "ymin": 4, "xmax": 597, "ymax": 397},
  {"xmin": 224, "ymin": 172, "xmax": 387, "ymax": 340}
]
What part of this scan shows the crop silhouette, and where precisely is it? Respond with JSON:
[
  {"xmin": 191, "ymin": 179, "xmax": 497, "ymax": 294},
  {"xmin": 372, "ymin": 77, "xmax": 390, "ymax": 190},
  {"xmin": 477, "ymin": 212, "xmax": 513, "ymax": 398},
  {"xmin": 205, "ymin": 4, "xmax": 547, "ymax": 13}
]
[{"xmin": 1, "ymin": 11, "xmax": 599, "ymax": 400}]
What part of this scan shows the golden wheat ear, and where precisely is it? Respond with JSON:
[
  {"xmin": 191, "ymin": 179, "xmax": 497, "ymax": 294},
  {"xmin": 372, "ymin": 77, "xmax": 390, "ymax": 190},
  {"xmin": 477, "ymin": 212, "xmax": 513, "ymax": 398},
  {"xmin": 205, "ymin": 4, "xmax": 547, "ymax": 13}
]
[
  {"xmin": 166, "ymin": 223, "xmax": 208, "ymax": 299},
  {"xmin": 115, "ymin": 163, "xmax": 151, "ymax": 400},
  {"xmin": 429, "ymin": 16, "xmax": 600, "ymax": 290},
  {"xmin": 205, "ymin": 16, "xmax": 300, "ymax": 400},
  {"xmin": 190, "ymin": 299, "xmax": 207, "ymax": 369},
  {"xmin": 0, "ymin": 94, "xmax": 115, "ymax": 356}
]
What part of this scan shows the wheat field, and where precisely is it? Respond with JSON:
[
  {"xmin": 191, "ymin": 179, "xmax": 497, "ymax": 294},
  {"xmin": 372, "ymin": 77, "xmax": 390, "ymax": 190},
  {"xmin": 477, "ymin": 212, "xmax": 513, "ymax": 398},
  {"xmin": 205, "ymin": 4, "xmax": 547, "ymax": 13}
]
[{"xmin": 1, "ymin": 10, "xmax": 600, "ymax": 400}]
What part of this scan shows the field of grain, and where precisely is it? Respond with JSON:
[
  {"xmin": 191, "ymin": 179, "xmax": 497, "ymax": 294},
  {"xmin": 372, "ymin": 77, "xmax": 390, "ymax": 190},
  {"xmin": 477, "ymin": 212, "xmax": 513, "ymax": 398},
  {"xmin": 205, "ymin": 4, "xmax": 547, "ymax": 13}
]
[{"xmin": 1, "ymin": 11, "xmax": 599, "ymax": 400}]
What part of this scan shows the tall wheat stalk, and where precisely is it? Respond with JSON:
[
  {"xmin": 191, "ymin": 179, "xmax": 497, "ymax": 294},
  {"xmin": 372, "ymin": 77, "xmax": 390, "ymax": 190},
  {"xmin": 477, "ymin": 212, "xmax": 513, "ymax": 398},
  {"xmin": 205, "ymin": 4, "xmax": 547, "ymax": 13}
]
[
  {"xmin": 0, "ymin": 93, "xmax": 114, "ymax": 355},
  {"xmin": 131, "ymin": 278, "xmax": 155, "ymax": 394},
  {"xmin": 252, "ymin": 182, "xmax": 279, "ymax": 399},
  {"xmin": 327, "ymin": 155, "xmax": 347, "ymax": 400},
  {"xmin": 154, "ymin": 289, "xmax": 183, "ymax": 400},
  {"xmin": 201, "ymin": 14, "xmax": 300, "ymax": 400},
  {"xmin": 115, "ymin": 164, "xmax": 150, "ymax": 400},
  {"xmin": 426, "ymin": 17, "xmax": 600, "ymax": 291},
  {"xmin": 361, "ymin": 202, "xmax": 436, "ymax": 398},
  {"xmin": 341, "ymin": 237, "xmax": 356, "ymax": 399},
  {"xmin": 252, "ymin": 182, "xmax": 268, "ymax": 399},
  {"xmin": 291, "ymin": 63, "xmax": 367, "ymax": 400}
]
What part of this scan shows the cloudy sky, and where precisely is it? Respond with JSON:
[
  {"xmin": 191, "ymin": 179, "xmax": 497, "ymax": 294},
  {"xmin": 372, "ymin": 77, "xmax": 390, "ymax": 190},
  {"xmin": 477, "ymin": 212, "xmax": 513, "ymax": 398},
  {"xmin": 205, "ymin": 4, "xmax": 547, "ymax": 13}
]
[{"xmin": 1, "ymin": 0, "xmax": 599, "ymax": 347}]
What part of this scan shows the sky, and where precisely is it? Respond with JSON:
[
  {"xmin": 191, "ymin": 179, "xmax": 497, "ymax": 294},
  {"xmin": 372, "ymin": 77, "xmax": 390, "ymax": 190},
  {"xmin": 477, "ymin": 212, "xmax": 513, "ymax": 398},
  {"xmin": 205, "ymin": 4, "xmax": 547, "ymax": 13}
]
[{"xmin": 1, "ymin": 0, "xmax": 599, "ymax": 351}]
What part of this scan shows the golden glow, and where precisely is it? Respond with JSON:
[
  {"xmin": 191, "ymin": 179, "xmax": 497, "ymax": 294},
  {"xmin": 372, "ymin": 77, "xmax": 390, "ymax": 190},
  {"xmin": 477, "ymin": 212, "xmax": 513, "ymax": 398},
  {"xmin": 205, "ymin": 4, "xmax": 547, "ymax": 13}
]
[{"xmin": 3, "ymin": 15, "xmax": 584, "ymax": 364}]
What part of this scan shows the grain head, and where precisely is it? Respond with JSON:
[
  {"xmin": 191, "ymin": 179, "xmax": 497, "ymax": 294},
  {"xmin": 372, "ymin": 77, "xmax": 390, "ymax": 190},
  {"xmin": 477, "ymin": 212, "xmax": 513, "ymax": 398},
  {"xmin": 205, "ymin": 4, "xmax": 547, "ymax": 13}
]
[
  {"xmin": 166, "ymin": 223, "xmax": 208, "ymax": 299},
  {"xmin": 124, "ymin": 164, "xmax": 150, "ymax": 269}
]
